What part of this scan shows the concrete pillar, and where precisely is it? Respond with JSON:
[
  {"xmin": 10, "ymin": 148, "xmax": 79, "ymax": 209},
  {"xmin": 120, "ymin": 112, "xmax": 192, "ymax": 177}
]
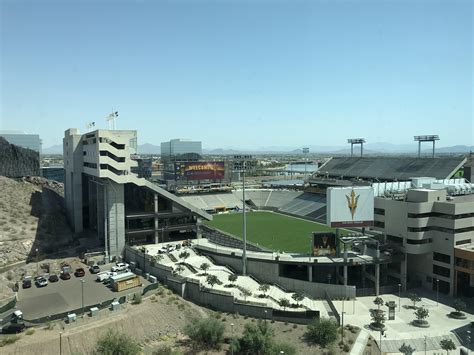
[
  {"xmin": 361, "ymin": 265, "xmax": 366, "ymax": 288},
  {"xmin": 401, "ymin": 256, "xmax": 407, "ymax": 292},
  {"xmin": 154, "ymin": 193, "xmax": 159, "ymax": 244},
  {"xmin": 308, "ymin": 265, "xmax": 313, "ymax": 282},
  {"xmin": 343, "ymin": 265, "xmax": 348, "ymax": 286},
  {"xmin": 375, "ymin": 264, "xmax": 380, "ymax": 296}
]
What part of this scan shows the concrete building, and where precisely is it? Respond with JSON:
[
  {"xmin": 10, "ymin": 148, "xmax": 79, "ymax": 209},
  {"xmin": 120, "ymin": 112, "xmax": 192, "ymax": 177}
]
[
  {"xmin": 160, "ymin": 138, "xmax": 202, "ymax": 163},
  {"xmin": 63, "ymin": 129, "xmax": 211, "ymax": 261},
  {"xmin": 0, "ymin": 131, "xmax": 41, "ymax": 153},
  {"xmin": 374, "ymin": 185, "xmax": 474, "ymax": 296}
]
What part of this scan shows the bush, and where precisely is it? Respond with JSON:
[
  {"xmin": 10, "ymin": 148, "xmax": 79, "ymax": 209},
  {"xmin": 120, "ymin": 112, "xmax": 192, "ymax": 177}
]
[
  {"xmin": 453, "ymin": 299, "xmax": 467, "ymax": 314},
  {"xmin": 94, "ymin": 329, "xmax": 141, "ymax": 355},
  {"xmin": 271, "ymin": 342, "xmax": 297, "ymax": 355},
  {"xmin": 399, "ymin": 342, "xmax": 415, "ymax": 355},
  {"xmin": 183, "ymin": 317, "xmax": 225, "ymax": 350},
  {"xmin": 0, "ymin": 335, "xmax": 21, "ymax": 347},
  {"xmin": 132, "ymin": 293, "xmax": 142, "ymax": 305},
  {"xmin": 152, "ymin": 345, "xmax": 182, "ymax": 355},
  {"xmin": 239, "ymin": 319, "xmax": 275, "ymax": 355},
  {"xmin": 306, "ymin": 317, "xmax": 339, "ymax": 347},
  {"xmin": 343, "ymin": 343, "xmax": 350, "ymax": 352},
  {"xmin": 26, "ymin": 328, "xmax": 35, "ymax": 335}
]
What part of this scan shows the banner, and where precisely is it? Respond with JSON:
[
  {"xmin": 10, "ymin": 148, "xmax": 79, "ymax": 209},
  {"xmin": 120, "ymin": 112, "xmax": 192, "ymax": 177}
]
[{"xmin": 175, "ymin": 161, "xmax": 225, "ymax": 180}]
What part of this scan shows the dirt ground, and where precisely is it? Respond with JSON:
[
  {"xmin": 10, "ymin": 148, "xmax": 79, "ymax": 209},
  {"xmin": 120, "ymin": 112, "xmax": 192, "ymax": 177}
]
[{"xmin": 1, "ymin": 285, "xmax": 360, "ymax": 355}]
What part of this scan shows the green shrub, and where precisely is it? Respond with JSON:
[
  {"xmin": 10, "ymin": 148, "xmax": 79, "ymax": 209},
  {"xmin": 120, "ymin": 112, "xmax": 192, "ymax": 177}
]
[
  {"xmin": 152, "ymin": 345, "xmax": 182, "ymax": 355},
  {"xmin": 94, "ymin": 329, "xmax": 141, "ymax": 355},
  {"xmin": 0, "ymin": 335, "xmax": 21, "ymax": 347},
  {"xmin": 183, "ymin": 317, "xmax": 225, "ymax": 350},
  {"xmin": 343, "ymin": 343, "xmax": 350, "ymax": 352},
  {"xmin": 132, "ymin": 293, "xmax": 142, "ymax": 305},
  {"xmin": 306, "ymin": 317, "xmax": 339, "ymax": 347},
  {"xmin": 271, "ymin": 342, "xmax": 297, "ymax": 355},
  {"xmin": 26, "ymin": 328, "xmax": 35, "ymax": 335},
  {"xmin": 239, "ymin": 319, "xmax": 275, "ymax": 355}
]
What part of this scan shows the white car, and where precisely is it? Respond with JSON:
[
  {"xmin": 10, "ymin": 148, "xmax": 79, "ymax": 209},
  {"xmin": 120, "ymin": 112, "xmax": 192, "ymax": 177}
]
[
  {"xmin": 36, "ymin": 277, "xmax": 48, "ymax": 287},
  {"xmin": 111, "ymin": 263, "xmax": 129, "ymax": 272}
]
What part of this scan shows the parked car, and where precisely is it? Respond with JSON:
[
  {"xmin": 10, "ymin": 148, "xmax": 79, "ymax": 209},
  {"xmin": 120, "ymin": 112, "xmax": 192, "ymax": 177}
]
[
  {"xmin": 89, "ymin": 265, "xmax": 100, "ymax": 274},
  {"xmin": 60, "ymin": 272, "xmax": 71, "ymax": 280},
  {"xmin": 111, "ymin": 263, "xmax": 129, "ymax": 272},
  {"xmin": 2, "ymin": 323, "xmax": 25, "ymax": 334},
  {"xmin": 49, "ymin": 274, "xmax": 59, "ymax": 282},
  {"xmin": 35, "ymin": 277, "xmax": 48, "ymax": 287},
  {"xmin": 22, "ymin": 277, "xmax": 32, "ymax": 289},
  {"xmin": 74, "ymin": 268, "xmax": 85, "ymax": 277},
  {"xmin": 96, "ymin": 271, "xmax": 117, "ymax": 282}
]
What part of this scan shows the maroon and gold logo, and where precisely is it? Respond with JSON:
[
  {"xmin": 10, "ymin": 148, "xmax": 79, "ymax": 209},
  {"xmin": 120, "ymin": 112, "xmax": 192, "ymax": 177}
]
[{"xmin": 345, "ymin": 190, "xmax": 360, "ymax": 220}]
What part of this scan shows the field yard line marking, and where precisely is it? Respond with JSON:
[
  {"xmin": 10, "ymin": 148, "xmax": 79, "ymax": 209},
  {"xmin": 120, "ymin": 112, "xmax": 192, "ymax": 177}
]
[{"xmin": 264, "ymin": 190, "xmax": 272, "ymax": 207}]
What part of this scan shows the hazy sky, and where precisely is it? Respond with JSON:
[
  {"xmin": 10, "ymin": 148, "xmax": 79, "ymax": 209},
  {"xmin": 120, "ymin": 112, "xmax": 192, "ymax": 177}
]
[{"xmin": 1, "ymin": 0, "xmax": 472, "ymax": 149}]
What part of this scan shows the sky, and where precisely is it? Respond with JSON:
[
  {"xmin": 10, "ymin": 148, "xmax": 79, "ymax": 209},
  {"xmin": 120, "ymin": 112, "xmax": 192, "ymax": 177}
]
[{"xmin": 1, "ymin": 0, "xmax": 472, "ymax": 149}]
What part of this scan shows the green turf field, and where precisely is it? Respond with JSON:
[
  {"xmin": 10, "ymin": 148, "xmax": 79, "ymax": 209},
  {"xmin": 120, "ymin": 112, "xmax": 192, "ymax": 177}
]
[{"xmin": 204, "ymin": 211, "xmax": 345, "ymax": 253}]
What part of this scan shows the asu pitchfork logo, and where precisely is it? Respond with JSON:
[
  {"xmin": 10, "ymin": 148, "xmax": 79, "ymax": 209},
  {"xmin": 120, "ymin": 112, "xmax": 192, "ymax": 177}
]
[{"xmin": 346, "ymin": 190, "xmax": 360, "ymax": 220}]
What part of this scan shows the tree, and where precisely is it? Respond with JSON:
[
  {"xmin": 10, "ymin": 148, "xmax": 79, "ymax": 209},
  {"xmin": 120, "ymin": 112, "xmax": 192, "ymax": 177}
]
[
  {"xmin": 200, "ymin": 262, "xmax": 210, "ymax": 275},
  {"xmin": 258, "ymin": 284, "xmax": 270, "ymax": 298},
  {"xmin": 399, "ymin": 342, "xmax": 415, "ymax": 355},
  {"xmin": 94, "ymin": 329, "xmax": 141, "ymax": 355},
  {"xmin": 414, "ymin": 307, "xmax": 429, "ymax": 323},
  {"xmin": 440, "ymin": 338, "xmax": 456, "ymax": 355},
  {"xmin": 179, "ymin": 251, "xmax": 190, "ymax": 261},
  {"xmin": 184, "ymin": 317, "xmax": 225, "ymax": 350},
  {"xmin": 453, "ymin": 299, "xmax": 467, "ymax": 315},
  {"xmin": 370, "ymin": 309, "xmax": 386, "ymax": 328},
  {"xmin": 373, "ymin": 296, "xmax": 384, "ymax": 310},
  {"xmin": 155, "ymin": 254, "xmax": 164, "ymax": 263},
  {"xmin": 278, "ymin": 298, "xmax": 291, "ymax": 311},
  {"xmin": 240, "ymin": 287, "xmax": 252, "ymax": 302},
  {"xmin": 174, "ymin": 265, "xmax": 184, "ymax": 276},
  {"xmin": 228, "ymin": 274, "xmax": 238, "ymax": 286},
  {"xmin": 408, "ymin": 293, "xmax": 422, "ymax": 308},
  {"xmin": 292, "ymin": 291, "xmax": 305, "ymax": 307},
  {"xmin": 206, "ymin": 274, "xmax": 220, "ymax": 288},
  {"xmin": 239, "ymin": 319, "xmax": 275, "ymax": 355},
  {"xmin": 306, "ymin": 317, "xmax": 339, "ymax": 347}
]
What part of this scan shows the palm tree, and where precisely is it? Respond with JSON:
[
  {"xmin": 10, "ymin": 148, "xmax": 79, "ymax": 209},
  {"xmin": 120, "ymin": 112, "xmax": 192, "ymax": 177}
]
[
  {"xmin": 175, "ymin": 265, "xmax": 185, "ymax": 276},
  {"xmin": 279, "ymin": 298, "xmax": 290, "ymax": 311},
  {"xmin": 440, "ymin": 338, "xmax": 456, "ymax": 355},
  {"xmin": 200, "ymin": 262, "xmax": 210, "ymax": 275},
  {"xmin": 228, "ymin": 274, "xmax": 238, "ymax": 286},
  {"xmin": 258, "ymin": 284, "xmax": 270, "ymax": 298},
  {"xmin": 373, "ymin": 296, "xmax": 384, "ymax": 310},
  {"xmin": 292, "ymin": 291, "xmax": 305, "ymax": 307},
  {"xmin": 240, "ymin": 287, "xmax": 252, "ymax": 302},
  {"xmin": 206, "ymin": 274, "xmax": 220, "ymax": 288}
]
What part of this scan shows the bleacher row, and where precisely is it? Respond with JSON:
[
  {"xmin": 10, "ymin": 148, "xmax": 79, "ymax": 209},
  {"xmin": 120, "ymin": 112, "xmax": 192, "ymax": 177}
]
[{"xmin": 180, "ymin": 189, "xmax": 327, "ymax": 220}]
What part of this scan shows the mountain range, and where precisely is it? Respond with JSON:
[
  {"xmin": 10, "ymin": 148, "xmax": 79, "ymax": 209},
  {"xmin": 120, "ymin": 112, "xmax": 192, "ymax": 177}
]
[{"xmin": 41, "ymin": 143, "xmax": 473, "ymax": 155}]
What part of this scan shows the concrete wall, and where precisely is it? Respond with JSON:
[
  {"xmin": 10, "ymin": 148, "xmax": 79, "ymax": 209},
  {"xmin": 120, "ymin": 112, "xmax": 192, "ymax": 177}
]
[
  {"xmin": 195, "ymin": 248, "xmax": 356, "ymax": 299},
  {"xmin": 107, "ymin": 182, "xmax": 125, "ymax": 260},
  {"xmin": 124, "ymin": 246, "xmax": 319, "ymax": 324}
]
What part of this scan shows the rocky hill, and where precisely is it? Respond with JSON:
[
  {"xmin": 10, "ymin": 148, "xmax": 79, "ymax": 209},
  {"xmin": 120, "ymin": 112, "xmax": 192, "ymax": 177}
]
[
  {"xmin": 0, "ymin": 176, "xmax": 73, "ymax": 268},
  {"xmin": 0, "ymin": 137, "xmax": 40, "ymax": 177}
]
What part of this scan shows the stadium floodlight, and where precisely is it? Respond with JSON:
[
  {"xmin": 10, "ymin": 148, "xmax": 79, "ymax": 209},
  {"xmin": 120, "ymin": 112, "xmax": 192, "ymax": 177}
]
[
  {"xmin": 414, "ymin": 135, "xmax": 439, "ymax": 158},
  {"xmin": 347, "ymin": 138, "xmax": 366, "ymax": 157}
]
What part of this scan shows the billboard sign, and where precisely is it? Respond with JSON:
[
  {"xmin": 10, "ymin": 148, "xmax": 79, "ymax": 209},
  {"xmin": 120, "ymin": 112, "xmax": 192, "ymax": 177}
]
[
  {"xmin": 327, "ymin": 187, "xmax": 374, "ymax": 228},
  {"xmin": 312, "ymin": 232, "xmax": 336, "ymax": 256},
  {"xmin": 175, "ymin": 161, "xmax": 225, "ymax": 180}
]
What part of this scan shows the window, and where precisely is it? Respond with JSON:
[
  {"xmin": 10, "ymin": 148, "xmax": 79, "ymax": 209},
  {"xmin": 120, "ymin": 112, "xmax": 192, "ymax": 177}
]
[
  {"xmin": 374, "ymin": 208, "xmax": 385, "ymax": 216},
  {"xmin": 406, "ymin": 238, "xmax": 432, "ymax": 245},
  {"xmin": 374, "ymin": 221, "xmax": 385, "ymax": 228},
  {"xmin": 456, "ymin": 239, "xmax": 471, "ymax": 246},
  {"xmin": 433, "ymin": 264, "xmax": 450, "ymax": 278},
  {"xmin": 433, "ymin": 252, "xmax": 450, "ymax": 264}
]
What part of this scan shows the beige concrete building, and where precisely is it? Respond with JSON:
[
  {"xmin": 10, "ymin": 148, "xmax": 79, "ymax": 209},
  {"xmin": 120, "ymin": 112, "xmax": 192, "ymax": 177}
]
[{"xmin": 374, "ymin": 188, "xmax": 474, "ymax": 296}]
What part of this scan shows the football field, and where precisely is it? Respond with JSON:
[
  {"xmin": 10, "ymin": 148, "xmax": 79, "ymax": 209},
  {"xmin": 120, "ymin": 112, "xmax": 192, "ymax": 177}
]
[{"xmin": 204, "ymin": 211, "xmax": 345, "ymax": 253}]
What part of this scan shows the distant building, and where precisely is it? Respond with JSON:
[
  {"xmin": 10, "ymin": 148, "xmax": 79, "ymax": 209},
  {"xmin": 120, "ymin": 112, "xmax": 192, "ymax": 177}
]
[
  {"xmin": 63, "ymin": 129, "xmax": 210, "ymax": 261},
  {"xmin": 161, "ymin": 138, "xmax": 202, "ymax": 163},
  {"xmin": 0, "ymin": 131, "xmax": 42, "ymax": 153}
]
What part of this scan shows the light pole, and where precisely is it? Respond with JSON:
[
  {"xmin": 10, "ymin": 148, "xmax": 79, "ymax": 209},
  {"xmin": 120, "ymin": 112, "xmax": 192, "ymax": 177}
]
[
  {"xmin": 264, "ymin": 310, "xmax": 267, "ymax": 324},
  {"xmin": 35, "ymin": 248, "xmax": 39, "ymax": 275},
  {"xmin": 341, "ymin": 311, "xmax": 345, "ymax": 345},
  {"xmin": 424, "ymin": 335, "xmax": 427, "ymax": 355},
  {"xmin": 467, "ymin": 330, "xmax": 471, "ymax": 355},
  {"xmin": 230, "ymin": 323, "xmax": 234, "ymax": 355},
  {"xmin": 436, "ymin": 279, "xmax": 439, "ymax": 306},
  {"xmin": 398, "ymin": 283, "xmax": 401, "ymax": 312},
  {"xmin": 242, "ymin": 164, "xmax": 247, "ymax": 276},
  {"xmin": 352, "ymin": 286, "xmax": 356, "ymax": 315},
  {"xmin": 80, "ymin": 279, "xmax": 85, "ymax": 316},
  {"xmin": 59, "ymin": 332, "xmax": 62, "ymax": 355}
]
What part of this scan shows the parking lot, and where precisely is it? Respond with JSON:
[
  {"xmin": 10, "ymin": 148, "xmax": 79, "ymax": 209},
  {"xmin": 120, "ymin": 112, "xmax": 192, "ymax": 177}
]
[{"xmin": 15, "ymin": 262, "xmax": 150, "ymax": 320}]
